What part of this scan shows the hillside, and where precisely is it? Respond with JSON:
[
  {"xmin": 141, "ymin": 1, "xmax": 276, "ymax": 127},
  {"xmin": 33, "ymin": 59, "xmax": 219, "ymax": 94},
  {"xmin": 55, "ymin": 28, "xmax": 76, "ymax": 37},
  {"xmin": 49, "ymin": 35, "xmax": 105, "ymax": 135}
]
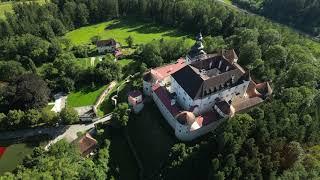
[{"xmin": 0, "ymin": 0, "xmax": 46, "ymax": 19}]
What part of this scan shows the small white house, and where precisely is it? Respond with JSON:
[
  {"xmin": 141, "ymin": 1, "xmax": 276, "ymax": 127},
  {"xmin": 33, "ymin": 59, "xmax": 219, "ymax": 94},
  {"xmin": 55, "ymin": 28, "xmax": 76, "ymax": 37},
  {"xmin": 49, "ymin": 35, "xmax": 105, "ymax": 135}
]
[
  {"xmin": 96, "ymin": 39, "xmax": 120, "ymax": 54},
  {"xmin": 128, "ymin": 90, "xmax": 144, "ymax": 114}
]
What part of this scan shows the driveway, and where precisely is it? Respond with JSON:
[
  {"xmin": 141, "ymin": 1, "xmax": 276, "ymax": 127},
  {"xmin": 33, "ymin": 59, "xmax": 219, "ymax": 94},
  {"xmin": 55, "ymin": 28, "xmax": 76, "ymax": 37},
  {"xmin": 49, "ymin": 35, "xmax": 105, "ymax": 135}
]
[
  {"xmin": 44, "ymin": 114, "xmax": 112, "ymax": 150},
  {"xmin": 51, "ymin": 93, "xmax": 67, "ymax": 113},
  {"xmin": 0, "ymin": 114, "xmax": 112, "ymax": 150}
]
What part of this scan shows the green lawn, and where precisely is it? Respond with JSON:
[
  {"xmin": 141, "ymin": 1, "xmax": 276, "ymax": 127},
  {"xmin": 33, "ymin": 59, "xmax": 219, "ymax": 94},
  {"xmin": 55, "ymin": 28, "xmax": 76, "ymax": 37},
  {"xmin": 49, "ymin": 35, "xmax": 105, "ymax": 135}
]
[
  {"xmin": 76, "ymin": 57, "xmax": 101, "ymax": 69},
  {"xmin": 223, "ymin": 0, "xmax": 232, "ymax": 5},
  {"xmin": 67, "ymin": 85, "xmax": 108, "ymax": 107},
  {"xmin": 0, "ymin": 0, "xmax": 46, "ymax": 19},
  {"xmin": 118, "ymin": 59, "xmax": 134, "ymax": 67},
  {"xmin": 128, "ymin": 102, "xmax": 177, "ymax": 177},
  {"xmin": 98, "ymin": 79, "xmax": 130, "ymax": 115},
  {"xmin": 65, "ymin": 18, "xmax": 193, "ymax": 46}
]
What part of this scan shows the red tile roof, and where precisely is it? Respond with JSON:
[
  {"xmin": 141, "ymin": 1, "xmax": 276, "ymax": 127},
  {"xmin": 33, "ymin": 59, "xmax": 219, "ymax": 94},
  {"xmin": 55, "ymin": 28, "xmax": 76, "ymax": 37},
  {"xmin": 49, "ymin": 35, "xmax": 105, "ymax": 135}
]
[
  {"xmin": 152, "ymin": 84, "xmax": 180, "ymax": 116},
  {"xmin": 77, "ymin": 133, "xmax": 98, "ymax": 156},
  {"xmin": 151, "ymin": 58, "xmax": 186, "ymax": 80},
  {"xmin": 232, "ymin": 97, "xmax": 264, "ymax": 113},
  {"xmin": 201, "ymin": 110, "xmax": 222, "ymax": 126}
]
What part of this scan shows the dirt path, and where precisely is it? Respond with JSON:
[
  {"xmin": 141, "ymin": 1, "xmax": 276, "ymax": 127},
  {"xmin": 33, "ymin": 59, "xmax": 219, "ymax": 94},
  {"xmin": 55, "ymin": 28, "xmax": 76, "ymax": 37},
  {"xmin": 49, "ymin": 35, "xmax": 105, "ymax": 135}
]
[{"xmin": 93, "ymin": 81, "xmax": 117, "ymax": 112}]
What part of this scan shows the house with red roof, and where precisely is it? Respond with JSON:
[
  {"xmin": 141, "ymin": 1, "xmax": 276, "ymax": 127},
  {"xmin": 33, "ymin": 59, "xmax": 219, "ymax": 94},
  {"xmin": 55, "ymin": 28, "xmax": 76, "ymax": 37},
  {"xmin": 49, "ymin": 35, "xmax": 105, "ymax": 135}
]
[
  {"xmin": 128, "ymin": 90, "xmax": 144, "ymax": 113},
  {"xmin": 74, "ymin": 133, "xmax": 98, "ymax": 156},
  {"xmin": 143, "ymin": 33, "xmax": 272, "ymax": 141},
  {"xmin": 96, "ymin": 38, "xmax": 121, "ymax": 54}
]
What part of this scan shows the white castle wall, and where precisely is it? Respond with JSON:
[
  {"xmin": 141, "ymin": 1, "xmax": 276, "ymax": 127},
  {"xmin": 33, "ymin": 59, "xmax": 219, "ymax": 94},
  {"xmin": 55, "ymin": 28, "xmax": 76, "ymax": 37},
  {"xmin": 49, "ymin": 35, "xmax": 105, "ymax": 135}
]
[
  {"xmin": 171, "ymin": 77, "xmax": 194, "ymax": 110},
  {"xmin": 194, "ymin": 80, "xmax": 250, "ymax": 115},
  {"xmin": 171, "ymin": 74, "xmax": 250, "ymax": 115},
  {"xmin": 152, "ymin": 90, "xmax": 176, "ymax": 129},
  {"xmin": 143, "ymin": 80, "xmax": 152, "ymax": 96},
  {"xmin": 175, "ymin": 116, "xmax": 227, "ymax": 141},
  {"xmin": 152, "ymin": 87, "xmax": 228, "ymax": 141}
]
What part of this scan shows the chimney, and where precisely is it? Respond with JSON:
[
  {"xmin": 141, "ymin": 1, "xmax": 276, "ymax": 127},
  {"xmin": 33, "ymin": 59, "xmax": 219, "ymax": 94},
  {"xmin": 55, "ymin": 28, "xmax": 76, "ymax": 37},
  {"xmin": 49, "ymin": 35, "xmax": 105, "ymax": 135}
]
[{"xmin": 218, "ymin": 60, "xmax": 222, "ymax": 69}]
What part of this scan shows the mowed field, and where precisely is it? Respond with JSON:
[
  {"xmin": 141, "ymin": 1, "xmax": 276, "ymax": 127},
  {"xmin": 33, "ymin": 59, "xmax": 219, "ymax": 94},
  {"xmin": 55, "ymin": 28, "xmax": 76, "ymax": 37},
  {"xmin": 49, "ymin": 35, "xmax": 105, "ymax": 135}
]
[
  {"xmin": 0, "ymin": 0, "xmax": 46, "ymax": 19},
  {"xmin": 65, "ymin": 18, "xmax": 194, "ymax": 46},
  {"xmin": 67, "ymin": 84, "xmax": 108, "ymax": 108}
]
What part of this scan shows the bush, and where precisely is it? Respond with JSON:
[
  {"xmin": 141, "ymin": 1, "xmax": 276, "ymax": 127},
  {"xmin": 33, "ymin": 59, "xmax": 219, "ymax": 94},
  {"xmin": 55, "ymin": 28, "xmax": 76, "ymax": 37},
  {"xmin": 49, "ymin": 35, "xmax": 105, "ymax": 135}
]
[{"xmin": 60, "ymin": 107, "xmax": 79, "ymax": 124}]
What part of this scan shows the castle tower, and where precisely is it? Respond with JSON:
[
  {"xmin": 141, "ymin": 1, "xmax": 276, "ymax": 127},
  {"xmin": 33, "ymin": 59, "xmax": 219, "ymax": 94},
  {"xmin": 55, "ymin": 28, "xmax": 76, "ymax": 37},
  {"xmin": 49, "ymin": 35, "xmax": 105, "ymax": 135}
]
[{"xmin": 186, "ymin": 32, "xmax": 207, "ymax": 63}]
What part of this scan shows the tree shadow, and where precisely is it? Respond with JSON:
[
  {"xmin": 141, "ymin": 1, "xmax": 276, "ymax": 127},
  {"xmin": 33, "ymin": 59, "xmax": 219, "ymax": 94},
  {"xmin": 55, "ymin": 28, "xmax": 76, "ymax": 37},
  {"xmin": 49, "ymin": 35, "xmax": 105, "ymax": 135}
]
[
  {"xmin": 104, "ymin": 18, "xmax": 191, "ymax": 39},
  {"xmin": 75, "ymin": 83, "xmax": 105, "ymax": 94}
]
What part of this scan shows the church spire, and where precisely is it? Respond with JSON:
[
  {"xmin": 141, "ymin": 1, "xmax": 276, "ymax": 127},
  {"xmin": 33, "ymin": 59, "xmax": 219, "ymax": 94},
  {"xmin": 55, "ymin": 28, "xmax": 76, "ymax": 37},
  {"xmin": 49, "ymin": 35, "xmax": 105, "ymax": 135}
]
[{"xmin": 186, "ymin": 32, "xmax": 207, "ymax": 63}]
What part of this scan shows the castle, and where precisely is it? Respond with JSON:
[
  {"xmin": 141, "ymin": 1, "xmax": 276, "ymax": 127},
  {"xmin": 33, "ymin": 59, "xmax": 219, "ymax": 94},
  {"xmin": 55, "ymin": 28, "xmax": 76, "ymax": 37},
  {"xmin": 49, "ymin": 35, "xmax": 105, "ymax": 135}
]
[{"xmin": 143, "ymin": 33, "xmax": 272, "ymax": 141}]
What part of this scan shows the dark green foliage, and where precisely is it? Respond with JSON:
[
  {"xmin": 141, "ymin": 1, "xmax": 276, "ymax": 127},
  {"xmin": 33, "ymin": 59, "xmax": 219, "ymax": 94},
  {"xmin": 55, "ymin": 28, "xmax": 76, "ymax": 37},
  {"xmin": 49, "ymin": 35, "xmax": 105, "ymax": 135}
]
[
  {"xmin": 0, "ymin": 108, "xmax": 58, "ymax": 130},
  {"xmin": 59, "ymin": 107, "xmax": 79, "ymax": 124},
  {"xmin": 138, "ymin": 38, "xmax": 190, "ymax": 67},
  {"xmin": 112, "ymin": 102, "xmax": 130, "ymax": 127},
  {"xmin": 1, "ymin": 0, "xmax": 320, "ymax": 179},
  {"xmin": 3, "ymin": 73, "xmax": 50, "ymax": 110},
  {"xmin": 232, "ymin": 0, "xmax": 320, "ymax": 36},
  {"xmin": 90, "ymin": 35, "xmax": 101, "ymax": 45},
  {"xmin": 125, "ymin": 35, "xmax": 134, "ymax": 48},
  {"xmin": 1, "ymin": 140, "xmax": 110, "ymax": 179},
  {"xmin": 239, "ymin": 41, "xmax": 262, "ymax": 69},
  {"xmin": 94, "ymin": 57, "xmax": 121, "ymax": 84},
  {"xmin": 0, "ymin": 60, "xmax": 25, "ymax": 82},
  {"xmin": 2, "ymin": 34, "xmax": 50, "ymax": 64},
  {"xmin": 203, "ymin": 36, "xmax": 226, "ymax": 53}
]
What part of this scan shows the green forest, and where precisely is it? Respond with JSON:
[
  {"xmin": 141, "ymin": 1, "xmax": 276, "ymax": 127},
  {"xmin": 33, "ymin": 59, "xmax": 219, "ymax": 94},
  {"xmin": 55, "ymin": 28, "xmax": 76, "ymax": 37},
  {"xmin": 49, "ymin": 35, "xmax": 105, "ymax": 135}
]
[
  {"xmin": 1, "ymin": 0, "xmax": 320, "ymax": 179},
  {"xmin": 232, "ymin": 0, "xmax": 320, "ymax": 37}
]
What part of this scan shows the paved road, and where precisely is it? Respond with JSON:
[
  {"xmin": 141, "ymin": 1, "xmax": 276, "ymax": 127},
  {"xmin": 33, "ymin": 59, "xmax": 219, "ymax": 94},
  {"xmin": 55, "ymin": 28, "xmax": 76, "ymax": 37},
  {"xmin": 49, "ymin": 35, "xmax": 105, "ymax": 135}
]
[
  {"xmin": 0, "ymin": 126, "xmax": 69, "ymax": 141},
  {"xmin": 45, "ymin": 114, "xmax": 112, "ymax": 150},
  {"xmin": 0, "ymin": 114, "xmax": 112, "ymax": 149}
]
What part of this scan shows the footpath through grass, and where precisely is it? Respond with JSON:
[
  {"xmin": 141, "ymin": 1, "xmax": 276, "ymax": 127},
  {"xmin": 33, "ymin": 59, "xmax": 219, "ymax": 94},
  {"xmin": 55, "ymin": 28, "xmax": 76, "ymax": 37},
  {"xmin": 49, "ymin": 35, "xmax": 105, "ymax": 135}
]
[{"xmin": 65, "ymin": 18, "xmax": 193, "ymax": 46}]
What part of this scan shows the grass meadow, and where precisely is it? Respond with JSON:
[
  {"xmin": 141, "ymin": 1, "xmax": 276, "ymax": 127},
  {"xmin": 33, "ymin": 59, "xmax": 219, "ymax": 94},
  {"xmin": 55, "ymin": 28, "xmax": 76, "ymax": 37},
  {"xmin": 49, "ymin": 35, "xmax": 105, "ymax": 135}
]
[
  {"xmin": 67, "ymin": 85, "xmax": 108, "ymax": 108},
  {"xmin": 65, "ymin": 18, "xmax": 193, "ymax": 46}
]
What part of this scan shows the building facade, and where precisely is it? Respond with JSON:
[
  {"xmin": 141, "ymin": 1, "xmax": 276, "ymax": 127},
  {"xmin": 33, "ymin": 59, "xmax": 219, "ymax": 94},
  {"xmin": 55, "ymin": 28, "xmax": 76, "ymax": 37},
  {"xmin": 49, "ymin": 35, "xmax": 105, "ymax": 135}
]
[
  {"xmin": 96, "ymin": 39, "xmax": 120, "ymax": 54},
  {"xmin": 143, "ymin": 33, "xmax": 272, "ymax": 141}
]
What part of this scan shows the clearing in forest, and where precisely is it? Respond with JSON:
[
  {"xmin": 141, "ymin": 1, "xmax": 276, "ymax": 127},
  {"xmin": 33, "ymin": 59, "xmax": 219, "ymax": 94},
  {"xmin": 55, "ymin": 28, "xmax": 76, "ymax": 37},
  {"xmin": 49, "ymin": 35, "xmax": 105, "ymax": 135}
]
[{"xmin": 65, "ymin": 18, "xmax": 193, "ymax": 46}]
